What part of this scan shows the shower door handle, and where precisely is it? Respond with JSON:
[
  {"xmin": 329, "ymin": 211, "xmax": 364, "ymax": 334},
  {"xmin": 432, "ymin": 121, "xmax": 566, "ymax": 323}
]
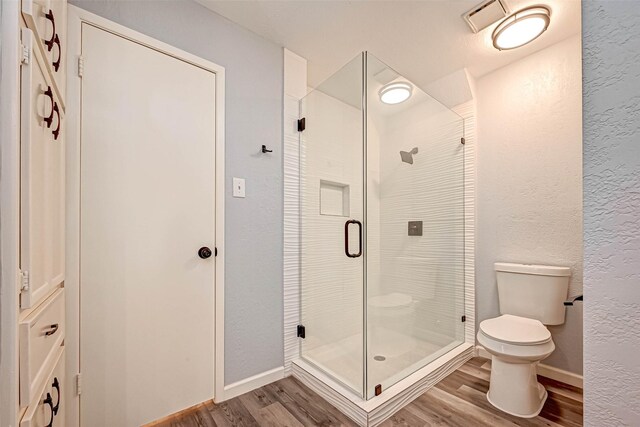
[{"xmin": 344, "ymin": 219, "xmax": 362, "ymax": 258}]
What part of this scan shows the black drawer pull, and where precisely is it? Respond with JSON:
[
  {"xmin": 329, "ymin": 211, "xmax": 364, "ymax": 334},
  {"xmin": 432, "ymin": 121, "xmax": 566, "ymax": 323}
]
[
  {"xmin": 51, "ymin": 102, "xmax": 61, "ymax": 140},
  {"xmin": 43, "ymin": 86, "xmax": 55, "ymax": 128},
  {"xmin": 52, "ymin": 34, "xmax": 61, "ymax": 72},
  {"xmin": 52, "ymin": 377, "xmax": 60, "ymax": 415},
  {"xmin": 44, "ymin": 392, "xmax": 54, "ymax": 427},
  {"xmin": 44, "ymin": 10, "xmax": 56, "ymax": 51},
  {"xmin": 44, "ymin": 323, "xmax": 59, "ymax": 336}
]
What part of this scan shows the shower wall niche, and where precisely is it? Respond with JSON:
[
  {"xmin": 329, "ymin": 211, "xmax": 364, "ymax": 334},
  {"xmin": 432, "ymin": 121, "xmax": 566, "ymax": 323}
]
[{"xmin": 299, "ymin": 52, "xmax": 465, "ymax": 400}]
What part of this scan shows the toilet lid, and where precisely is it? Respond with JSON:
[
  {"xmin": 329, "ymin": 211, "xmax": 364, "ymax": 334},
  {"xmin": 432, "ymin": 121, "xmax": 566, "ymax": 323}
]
[
  {"xmin": 369, "ymin": 293, "xmax": 413, "ymax": 308},
  {"xmin": 480, "ymin": 314, "xmax": 551, "ymax": 345}
]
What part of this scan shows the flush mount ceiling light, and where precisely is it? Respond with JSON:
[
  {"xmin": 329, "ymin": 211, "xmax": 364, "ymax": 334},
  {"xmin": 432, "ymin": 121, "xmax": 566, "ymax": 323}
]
[
  {"xmin": 379, "ymin": 82, "xmax": 413, "ymax": 105},
  {"xmin": 492, "ymin": 6, "xmax": 551, "ymax": 51}
]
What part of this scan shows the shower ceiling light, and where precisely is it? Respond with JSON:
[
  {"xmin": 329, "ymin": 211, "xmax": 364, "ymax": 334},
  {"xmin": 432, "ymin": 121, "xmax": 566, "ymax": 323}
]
[
  {"xmin": 492, "ymin": 6, "xmax": 551, "ymax": 51},
  {"xmin": 379, "ymin": 82, "xmax": 413, "ymax": 104}
]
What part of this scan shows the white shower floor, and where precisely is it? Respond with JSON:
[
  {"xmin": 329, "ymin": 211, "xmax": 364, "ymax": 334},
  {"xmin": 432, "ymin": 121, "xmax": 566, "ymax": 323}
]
[{"xmin": 303, "ymin": 328, "xmax": 461, "ymax": 396}]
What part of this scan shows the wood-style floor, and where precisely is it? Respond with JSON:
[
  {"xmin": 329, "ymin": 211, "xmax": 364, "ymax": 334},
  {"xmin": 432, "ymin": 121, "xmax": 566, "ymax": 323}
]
[{"xmin": 147, "ymin": 357, "xmax": 583, "ymax": 427}]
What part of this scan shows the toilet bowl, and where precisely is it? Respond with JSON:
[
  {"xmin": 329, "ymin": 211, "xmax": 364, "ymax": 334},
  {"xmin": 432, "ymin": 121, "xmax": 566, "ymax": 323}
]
[
  {"xmin": 478, "ymin": 314, "xmax": 555, "ymax": 417},
  {"xmin": 368, "ymin": 293, "xmax": 416, "ymax": 357}
]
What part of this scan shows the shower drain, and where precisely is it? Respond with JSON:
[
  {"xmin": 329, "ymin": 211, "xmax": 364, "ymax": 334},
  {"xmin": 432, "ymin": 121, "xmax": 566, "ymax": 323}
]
[{"xmin": 373, "ymin": 355, "xmax": 386, "ymax": 362}]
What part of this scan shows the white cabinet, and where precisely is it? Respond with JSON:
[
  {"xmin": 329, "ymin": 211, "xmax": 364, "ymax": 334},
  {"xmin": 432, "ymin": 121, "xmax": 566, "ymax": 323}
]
[
  {"xmin": 20, "ymin": 347, "xmax": 66, "ymax": 427},
  {"xmin": 20, "ymin": 27, "xmax": 65, "ymax": 310},
  {"xmin": 17, "ymin": 0, "xmax": 67, "ymax": 423},
  {"xmin": 21, "ymin": 0, "xmax": 67, "ymax": 104},
  {"xmin": 19, "ymin": 288, "xmax": 65, "ymax": 407}
]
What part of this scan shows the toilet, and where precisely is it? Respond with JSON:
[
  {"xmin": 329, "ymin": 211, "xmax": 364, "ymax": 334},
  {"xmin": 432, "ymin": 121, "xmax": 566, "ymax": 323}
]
[
  {"xmin": 369, "ymin": 293, "xmax": 417, "ymax": 357},
  {"xmin": 478, "ymin": 262, "xmax": 570, "ymax": 418}
]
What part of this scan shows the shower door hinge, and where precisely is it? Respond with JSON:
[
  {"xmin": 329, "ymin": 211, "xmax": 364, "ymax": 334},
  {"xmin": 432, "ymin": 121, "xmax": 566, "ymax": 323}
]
[
  {"xmin": 461, "ymin": 315, "xmax": 466, "ymax": 323},
  {"xmin": 19, "ymin": 270, "xmax": 30, "ymax": 295},
  {"xmin": 460, "ymin": 137, "xmax": 466, "ymax": 145},
  {"xmin": 77, "ymin": 56, "xmax": 84, "ymax": 78},
  {"xmin": 76, "ymin": 373, "xmax": 83, "ymax": 396},
  {"xmin": 297, "ymin": 117, "xmax": 306, "ymax": 132},
  {"xmin": 20, "ymin": 44, "xmax": 30, "ymax": 65},
  {"xmin": 297, "ymin": 325, "xmax": 306, "ymax": 339}
]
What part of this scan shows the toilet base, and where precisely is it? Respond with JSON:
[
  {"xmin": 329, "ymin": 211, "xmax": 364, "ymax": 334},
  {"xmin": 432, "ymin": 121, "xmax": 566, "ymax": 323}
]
[{"xmin": 486, "ymin": 356, "xmax": 548, "ymax": 418}]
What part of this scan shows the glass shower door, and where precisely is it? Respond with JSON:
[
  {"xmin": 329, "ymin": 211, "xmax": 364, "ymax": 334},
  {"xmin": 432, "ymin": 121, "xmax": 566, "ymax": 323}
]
[
  {"xmin": 365, "ymin": 53, "xmax": 466, "ymax": 398},
  {"xmin": 299, "ymin": 52, "xmax": 466, "ymax": 401},
  {"xmin": 299, "ymin": 54, "xmax": 366, "ymax": 397}
]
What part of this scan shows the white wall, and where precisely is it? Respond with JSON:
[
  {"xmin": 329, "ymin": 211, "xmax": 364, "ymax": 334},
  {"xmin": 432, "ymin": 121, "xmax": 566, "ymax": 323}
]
[
  {"xmin": 476, "ymin": 35, "xmax": 583, "ymax": 375},
  {"xmin": 583, "ymin": 1, "xmax": 640, "ymax": 425},
  {"xmin": 69, "ymin": 0, "xmax": 284, "ymax": 385}
]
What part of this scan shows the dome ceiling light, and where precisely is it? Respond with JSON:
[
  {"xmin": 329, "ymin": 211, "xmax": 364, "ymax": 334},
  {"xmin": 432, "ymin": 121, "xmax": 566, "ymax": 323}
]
[
  {"xmin": 379, "ymin": 82, "xmax": 413, "ymax": 105},
  {"xmin": 492, "ymin": 6, "xmax": 551, "ymax": 51}
]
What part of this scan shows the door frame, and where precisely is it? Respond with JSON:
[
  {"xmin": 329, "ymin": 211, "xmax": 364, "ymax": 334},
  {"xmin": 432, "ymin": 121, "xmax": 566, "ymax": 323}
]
[{"xmin": 65, "ymin": 6, "xmax": 226, "ymax": 427}]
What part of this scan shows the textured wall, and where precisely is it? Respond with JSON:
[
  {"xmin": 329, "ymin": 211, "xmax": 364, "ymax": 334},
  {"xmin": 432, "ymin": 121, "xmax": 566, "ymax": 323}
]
[
  {"xmin": 69, "ymin": 0, "xmax": 284, "ymax": 385},
  {"xmin": 583, "ymin": 1, "xmax": 640, "ymax": 425},
  {"xmin": 476, "ymin": 35, "xmax": 583, "ymax": 374}
]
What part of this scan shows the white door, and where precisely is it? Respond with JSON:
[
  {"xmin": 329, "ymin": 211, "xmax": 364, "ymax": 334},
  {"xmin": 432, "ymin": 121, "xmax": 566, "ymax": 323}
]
[{"xmin": 79, "ymin": 24, "xmax": 216, "ymax": 427}]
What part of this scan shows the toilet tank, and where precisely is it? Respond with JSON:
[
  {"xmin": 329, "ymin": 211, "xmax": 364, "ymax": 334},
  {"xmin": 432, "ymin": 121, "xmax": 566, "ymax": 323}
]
[{"xmin": 495, "ymin": 262, "xmax": 571, "ymax": 325}]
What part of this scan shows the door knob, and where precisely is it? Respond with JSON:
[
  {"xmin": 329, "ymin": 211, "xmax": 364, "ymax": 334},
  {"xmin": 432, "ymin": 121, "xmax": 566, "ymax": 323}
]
[{"xmin": 198, "ymin": 247, "xmax": 212, "ymax": 259}]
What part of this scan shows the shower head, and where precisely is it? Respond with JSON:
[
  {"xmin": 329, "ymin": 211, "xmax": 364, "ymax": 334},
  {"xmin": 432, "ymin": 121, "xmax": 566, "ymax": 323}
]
[{"xmin": 400, "ymin": 147, "xmax": 419, "ymax": 164}]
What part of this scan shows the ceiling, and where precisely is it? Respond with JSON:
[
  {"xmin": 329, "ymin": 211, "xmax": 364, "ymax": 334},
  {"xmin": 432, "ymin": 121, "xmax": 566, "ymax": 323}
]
[{"xmin": 195, "ymin": 0, "xmax": 581, "ymax": 90}]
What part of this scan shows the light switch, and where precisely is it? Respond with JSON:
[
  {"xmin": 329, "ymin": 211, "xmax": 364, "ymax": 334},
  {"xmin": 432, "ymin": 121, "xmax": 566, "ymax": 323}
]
[{"xmin": 233, "ymin": 177, "xmax": 246, "ymax": 198}]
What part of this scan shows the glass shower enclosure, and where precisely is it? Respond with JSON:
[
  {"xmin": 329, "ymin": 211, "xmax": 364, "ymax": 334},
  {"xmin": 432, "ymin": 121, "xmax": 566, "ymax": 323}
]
[{"xmin": 299, "ymin": 52, "xmax": 465, "ymax": 399}]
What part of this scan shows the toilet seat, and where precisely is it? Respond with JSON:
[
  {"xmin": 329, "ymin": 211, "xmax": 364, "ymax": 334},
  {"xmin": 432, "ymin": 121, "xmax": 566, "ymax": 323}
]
[
  {"xmin": 369, "ymin": 293, "xmax": 413, "ymax": 309},
  {"xmin": 480, "ymin": 314, "xmax": 551, "ymax": 345}
]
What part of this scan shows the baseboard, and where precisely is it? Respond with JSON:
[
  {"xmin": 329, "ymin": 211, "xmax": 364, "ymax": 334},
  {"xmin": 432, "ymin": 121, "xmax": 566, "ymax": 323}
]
[
  {"xmin": 220, "ymin": 366, "xmax": 285, "ymax": 401},
  {"xmin": 475, "ymin": 346, "xmax": 583, "ymax": 389},
  {"xmin": 536, "ymin": 363, "xmax": 583, "ymax": 389},
  {"xmin": 475, "ymin": 345, "xmax": 491, "ymax": 359},
  {"xmin": 144, "ymin": 400, "xmax": 215, "ymax": 426}
]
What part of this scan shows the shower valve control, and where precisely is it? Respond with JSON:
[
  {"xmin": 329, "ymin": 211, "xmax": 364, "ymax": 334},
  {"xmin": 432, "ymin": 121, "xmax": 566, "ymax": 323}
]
[{"xmin": 408, "ymin": 221, "xmax": 423, "ymax": 236}]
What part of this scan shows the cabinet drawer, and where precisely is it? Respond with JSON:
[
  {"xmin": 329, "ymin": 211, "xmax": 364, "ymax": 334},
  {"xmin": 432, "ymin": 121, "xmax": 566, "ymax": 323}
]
[
  {"xmin": 21, "ymin": 0, "xmax": 67, "ymax": 104},
  {"xmin": 20, "ymin": 288, "xmax": 65, "ymax": 407},
  {"xmin": 21, "ymin": 346, "xmax": 65, "ymax": 427},
  {"xmin": 20, "ymin": 27, "xmax": 65, "ymax": 311}
]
